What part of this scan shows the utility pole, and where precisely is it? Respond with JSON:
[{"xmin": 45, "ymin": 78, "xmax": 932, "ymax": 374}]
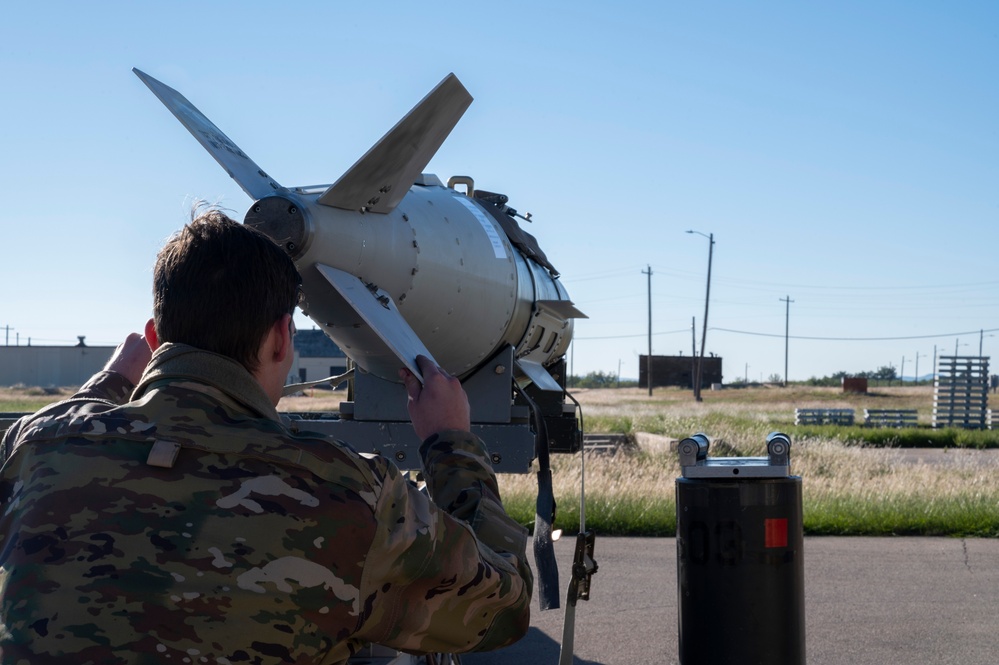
[
  {"xmin": 901, "ymin": 356, "xmax": 905, "ymax": 383},
  {"xmin": 643, "ymin": 265, "xmax": 653, "ymax": 396},
  {"xmin": 980, "ymin": 329, "xmax": 985, "ymax": 357},
  {"xmin": 745, "ymin": 363, "xmax": 749, "ymax": 384},
  {"xmin": 2, "ymin": 325, "xmax": 11, "ymax": 346},
  {"xmin": 780, "ymin": 296, "xmax": 793, "ymax": 387},
  {"xmin": 687, "ymin": 230, "xmax": 714, "ymax": 401},
  {"xmin": 914, "ymin": 352, "xmax": 923, "ymax": 386}
]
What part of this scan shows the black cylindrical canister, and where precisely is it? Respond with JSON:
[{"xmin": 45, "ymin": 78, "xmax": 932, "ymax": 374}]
[{"xmin": 676, "ymin": 476, "xmax": 805, "ymax": 664}]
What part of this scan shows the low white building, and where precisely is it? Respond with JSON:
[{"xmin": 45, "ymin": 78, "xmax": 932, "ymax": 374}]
[
  {"xmin": 0, "ymin": 339, "xmax": 114, "ymax": 387},
  {"xmin": 0, "ymin": 331, "xmax": 348, "ymax": 389},
  {"xmin": 293, "ymin": 329, "xmax": 349, "ymax": 386}
]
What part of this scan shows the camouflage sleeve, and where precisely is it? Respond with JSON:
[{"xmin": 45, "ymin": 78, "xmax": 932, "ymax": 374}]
[
  {"xmin": 420, "ymin": 430, "xmax": 533, "ymax": 580},
  {"xmin": 1, "ymin": 371, "xmax": 135, "ymax": 463},
  {"xmin": 71, "ymin": 370, "xmax": 137, "ymax": 405},
  {"xmin": 355, "ymin": 430, "xmax": 532, "ymax": 654}
]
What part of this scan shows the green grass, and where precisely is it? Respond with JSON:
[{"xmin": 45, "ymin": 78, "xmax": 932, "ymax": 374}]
[
  {"xmin": 504, "ymin": 489, "xmax": 677, "ymax": 537},
  {"xmin": 0, "ymin": 386, "xmax": 74, "ymax": 413},
  {"xmin": 804, "ymin": 494, "xmax": 999, "ymax": 537},
  {"xmin": 788, "ymin": 425, "xmax": 999, "ymax": 449}
]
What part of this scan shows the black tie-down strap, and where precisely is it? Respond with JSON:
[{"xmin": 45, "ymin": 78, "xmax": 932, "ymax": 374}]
[
  {"xmin": 516, "ymin": 381, "xmax": 561, "ymax": 611},
  {"xmin": 533, "ymin": 465, "xmax": 560, "ymax": 610}
]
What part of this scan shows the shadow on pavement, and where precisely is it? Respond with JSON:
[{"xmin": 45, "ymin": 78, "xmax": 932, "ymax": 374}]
[{"xmin": 463, "ymin": 627, "xmax": 603, "ymax": 665}]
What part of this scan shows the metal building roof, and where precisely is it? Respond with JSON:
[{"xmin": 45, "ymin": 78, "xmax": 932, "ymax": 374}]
[{"xmin": 294, "ymin": 329, "xmax": 346, "ymax": 358}]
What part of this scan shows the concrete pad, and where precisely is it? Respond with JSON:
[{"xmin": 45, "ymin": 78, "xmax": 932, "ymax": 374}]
[{"xmin": 465, "ymin": 536, "xmax": 999, "ymax": 665}]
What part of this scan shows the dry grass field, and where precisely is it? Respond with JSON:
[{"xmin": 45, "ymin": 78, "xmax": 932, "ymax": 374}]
[
  {"xmin": 571, "ymin": 383, "xmax": 934, "ymax": 430},
  {"xmin": 0, "ymin": 381, "xmax": 936, "ymax": 418}
]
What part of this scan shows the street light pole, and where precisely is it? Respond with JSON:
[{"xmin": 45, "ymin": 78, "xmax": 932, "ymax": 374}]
[{"xmin": 687, "ymin": 230, "xmax": 714, "ymax": 401}]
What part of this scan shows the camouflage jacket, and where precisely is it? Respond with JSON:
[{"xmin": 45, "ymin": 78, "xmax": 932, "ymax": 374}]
[{"xmin": 0, "ymin": 343, "xmax": 532, "ymax": 664}]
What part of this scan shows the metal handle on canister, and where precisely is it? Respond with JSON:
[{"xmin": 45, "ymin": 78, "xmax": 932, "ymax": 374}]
[
  {"xmin": 677, "ymin": 433, "xmax": 710, "ymax": 467},
  {"xmin": 766, "ymin": 431, "xmax": 791, "ymax": 466}
]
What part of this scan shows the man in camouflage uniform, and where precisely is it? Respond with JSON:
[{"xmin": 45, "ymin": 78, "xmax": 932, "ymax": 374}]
[{"xmin": 0, "ymin": 210, "xmax": 532, "ymax": 664}]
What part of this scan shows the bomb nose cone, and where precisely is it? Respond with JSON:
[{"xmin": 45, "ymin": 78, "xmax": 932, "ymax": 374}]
[{"xmin": 244, "ymin": 195, "xmax": 312, "ymax": 259}]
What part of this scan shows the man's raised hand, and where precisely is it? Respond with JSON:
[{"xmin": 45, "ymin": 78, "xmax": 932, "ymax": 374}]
[{"xmin": 399, "ymin": 355, "xmax": 471, "ymax": 441}]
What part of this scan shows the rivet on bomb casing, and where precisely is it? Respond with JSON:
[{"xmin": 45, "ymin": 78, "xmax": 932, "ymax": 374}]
[
  {"xmin": 288, "ymin": 206, "xmax": 297, "ymax": 214},
  {"xmin": 491, "ymin": 454, "xmax": 502, "ymax": 464},
  {"xmin": 395, "ymin": 451, "xmax": 406, "ymax": 461},
  {"xmin": 494, "ymin": 365, "xmax": 506, "ymax": 375}
]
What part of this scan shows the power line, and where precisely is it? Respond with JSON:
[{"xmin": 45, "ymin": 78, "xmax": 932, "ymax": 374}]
[
  {"xmin": 561, "ymin": 267, "xmax": 650, "ymax": 283},
  {"xmin": 574, "ymin": 328, "xmax": 692, "ymax": 341},
  {"xmin": 577, "ymin": 326, "xmax": 999, "ymax": 343},
  {"xmin": 713, "ymin": 277, "xmax": 999, "ymax": 292},
  {"xmin": 711, "ymin": 326, "xmax": 999, "ymax": 342}
]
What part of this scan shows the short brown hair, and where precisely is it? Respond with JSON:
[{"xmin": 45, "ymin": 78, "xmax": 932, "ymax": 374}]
[{"xmin": 152, "ymin": 207, "xmax": 301, "ymax": 372}]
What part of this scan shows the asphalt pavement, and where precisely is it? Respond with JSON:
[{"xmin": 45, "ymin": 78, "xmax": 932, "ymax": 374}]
[{"xmin": 464, "ymin": 536, "xmax": 999, "ymax": 665}]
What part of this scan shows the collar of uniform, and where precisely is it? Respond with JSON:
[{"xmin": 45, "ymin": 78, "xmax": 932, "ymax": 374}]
[{"xmin": 131, "ymin": 343, "xmax": 280, "ymax": 422}]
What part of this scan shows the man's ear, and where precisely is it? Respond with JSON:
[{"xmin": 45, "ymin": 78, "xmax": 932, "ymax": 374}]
[
  {"xmin": 272, "ymin": 313, "xmax": 293, "ymax": 362},
  {"xmin": 144, "ymin": 318, "xmax": 160, "ymax": 351}
]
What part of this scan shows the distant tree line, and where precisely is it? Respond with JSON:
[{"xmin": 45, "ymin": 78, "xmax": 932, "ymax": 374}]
[
  {"xmin": 567, "ymin": 371, "xmax": 638, "ymax": 389},
  {"xmin": 804, "ymin": 366, "xmax": 899, "ymax": 387}
]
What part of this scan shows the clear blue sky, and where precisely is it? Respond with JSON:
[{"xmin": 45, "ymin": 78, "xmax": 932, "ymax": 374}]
[{"xmin": 2, "ymin": 1, "xmax": 997, "ymax": 382}]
